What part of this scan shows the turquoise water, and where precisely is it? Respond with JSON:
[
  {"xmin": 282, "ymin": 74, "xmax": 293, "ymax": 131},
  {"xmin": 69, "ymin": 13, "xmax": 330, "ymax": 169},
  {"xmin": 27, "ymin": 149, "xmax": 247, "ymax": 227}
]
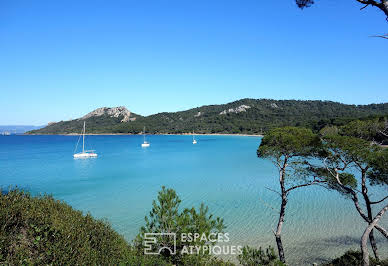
[{"xmin": 0, "ymin": 135, "xmax": 387, "ymax": 265}]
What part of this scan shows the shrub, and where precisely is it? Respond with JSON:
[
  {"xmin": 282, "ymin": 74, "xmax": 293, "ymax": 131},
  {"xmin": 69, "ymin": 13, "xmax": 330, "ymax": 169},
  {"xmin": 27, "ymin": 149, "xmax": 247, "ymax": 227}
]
[
  {"xmin": 134, "ymin": 186, "xmax": 228, "ymax": 265},
  {"xmin": 237, "ymin": 246, "xmax": 285, "ymax": 266},
  {"xmin": 0, "ymin": 189, "xmax": 167, "ymax": 265},
  {"xmin": 323, "ymin": 250, "xmax": 388, "ymax": 266}
]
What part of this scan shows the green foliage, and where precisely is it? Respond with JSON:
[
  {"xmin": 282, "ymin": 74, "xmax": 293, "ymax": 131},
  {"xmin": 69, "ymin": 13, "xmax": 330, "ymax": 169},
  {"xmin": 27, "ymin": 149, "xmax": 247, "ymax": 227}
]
[
  {"xmin": 332, "ymin": 172, "xmax": 357, "ymax": 189},
  {"xmin": 322, "ymin": 250, "xmax": 388, "ymax": 266},
  {"xmin": 308, "ymin": 164, "xmax": 357, "ymax": 191},
  {"xmin": 295, "ymin": 0, "xmax": 388, "ymax": 23},
  {"xmin": 319, "ymin": 125, "xmax": 339, "ymax": 137},
  {"xmin": 0, "ymin": 189, "xmax": 168, "ymax": 265},
  {"xmin": 296, "ymin": 0, "xmax": 314, "ymax": 9},
  {"xmin": 340, "ymin": 117, "xmax": 388, "ymax": 144},
  {"xmin": 123, "ymin": 253, "xmax": 172, "ymax": 266},
  {"xmin": 368, "ymin": 148, "xmax": 388, "ymax": 186},
  {"xmin": 257, "ymin": 127, "xmax": 322, "ymax": 160},
  {"xmin": 134, "ymin": 186, "xmax": 226, "ymax": 265},
  {"xmin": 321, "ymin": 170, "xmax": 357, "ymax": 196},
  {"xmin": 180, "ymin": 254, "xmax": 235, "ymax": 266},
  {"xmin": 28, "ymin": 113, "xmax": 141, "ymax": 134},
  {"xmin": 28, "ymin": 99, "xmax": 388, "ymax": 135},
  {"xmin": 323, "ymin": 134, "xmax": 380, "ymax": 168},
  {"xmin": 0, "ymin": 188, "xmax": 233, "ymax": 265},
  {"xmin": 312, "ymin": 134, "xmax": 387, "ymax": 194},
  {"xmin": 238, "ymin": 246, "xmax": 285, "ymax": 266}
]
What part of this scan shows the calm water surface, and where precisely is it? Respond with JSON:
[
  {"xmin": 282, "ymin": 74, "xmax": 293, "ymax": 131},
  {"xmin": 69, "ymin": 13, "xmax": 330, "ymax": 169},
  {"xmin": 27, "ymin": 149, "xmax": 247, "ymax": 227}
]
[{"xmin": 0, "ymin": 135, "xmax": 387, "ymax": 265}]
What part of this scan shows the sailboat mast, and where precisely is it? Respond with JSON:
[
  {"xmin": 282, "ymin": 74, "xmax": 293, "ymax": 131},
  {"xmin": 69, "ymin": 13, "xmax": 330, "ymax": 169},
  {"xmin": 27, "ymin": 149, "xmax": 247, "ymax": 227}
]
[
  {"xmin": 82, "ymin": 121, "xmax": 85, "ymax": 153},
  {"xmin": 143, "ymin": 126, "xmax": 145, "ymax": 142}
]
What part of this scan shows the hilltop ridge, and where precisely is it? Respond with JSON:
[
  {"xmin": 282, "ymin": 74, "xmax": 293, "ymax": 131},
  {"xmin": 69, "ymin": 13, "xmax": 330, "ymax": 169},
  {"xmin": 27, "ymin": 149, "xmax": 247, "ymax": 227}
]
[
  {"xmin": 27, "ymin": 99, "xmax": 388, "ymax": 135},
  {"xmin": 28, "ymin": 106, "xmax": 140, "ymax": 134},
  {"xmin": 80, "ymin": 106, "xmax": 136, "ymax": 122}
]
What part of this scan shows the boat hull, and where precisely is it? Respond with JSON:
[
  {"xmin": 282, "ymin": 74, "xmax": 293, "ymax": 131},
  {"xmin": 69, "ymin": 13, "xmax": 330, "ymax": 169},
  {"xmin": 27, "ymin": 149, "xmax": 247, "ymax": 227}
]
[
  {"xmin": 73, "ymin": 152, "xmax": 98, "ymax": 158},
  {"xmin": 141, "ymin": 143, "xmax": 150, "ymax": 148}
]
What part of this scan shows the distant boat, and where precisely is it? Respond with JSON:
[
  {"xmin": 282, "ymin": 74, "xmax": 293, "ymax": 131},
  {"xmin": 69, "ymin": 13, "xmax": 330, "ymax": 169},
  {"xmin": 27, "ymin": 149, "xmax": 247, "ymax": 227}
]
[
  {"xmin": 141, "ymin": 126, "xmax": 150, "ymax": 147},
  {"xmin": 192, "ymin": 132, "xmax": 197, "ymax": 144},
  {"xmin": 73, "ymin": 121, "xmax": 97, "ymax": 158},
  {"xmin": 1, "ymin": 131, "xmax": 11, "ymax": 136}
]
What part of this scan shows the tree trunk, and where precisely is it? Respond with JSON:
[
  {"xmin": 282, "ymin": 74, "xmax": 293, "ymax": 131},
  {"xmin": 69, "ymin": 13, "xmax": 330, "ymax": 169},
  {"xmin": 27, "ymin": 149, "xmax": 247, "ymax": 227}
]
[
  {"xmin": 275, "ymin": 195, "xmax": 287, "ymax": 263},
  {"xmin": 344, "ymin": 180, "xmax": 388, "ymax": 240},
  {"xmin": 360, "ymin": 168, "xmax": 379, "ymax": 261},
  {"xmin": 361, "ymin": 203, "xmax": 388, "ymax": 266},
  {"xmin": 275, "ymin": 160, "xmax": 288, "ymax": 264},
  {"xmin": 369, "ymin": 231, "xmax": 378, "ymax": 260}
]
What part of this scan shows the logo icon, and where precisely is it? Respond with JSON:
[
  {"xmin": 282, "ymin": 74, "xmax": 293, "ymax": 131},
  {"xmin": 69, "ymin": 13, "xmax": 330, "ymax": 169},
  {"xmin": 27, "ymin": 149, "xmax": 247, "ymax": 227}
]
[{"xmin": 144, "ymin": 233, "xmax": 177, "ymax": 255}]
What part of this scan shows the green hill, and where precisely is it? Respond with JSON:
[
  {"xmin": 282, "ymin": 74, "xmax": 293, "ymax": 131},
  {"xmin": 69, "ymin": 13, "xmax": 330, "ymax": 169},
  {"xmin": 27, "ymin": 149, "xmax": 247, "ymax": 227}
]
[
  {"xmin": 27, "ymin": 99, "xmax": 388, "ymax": 135},
  {"xmin": 28, "ymin": 106, "xmax": 141, "ymax": 134}
]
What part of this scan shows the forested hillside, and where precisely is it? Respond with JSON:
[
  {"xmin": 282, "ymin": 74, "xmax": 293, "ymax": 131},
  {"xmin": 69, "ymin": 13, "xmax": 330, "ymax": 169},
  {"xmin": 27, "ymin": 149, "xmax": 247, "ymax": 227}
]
[{"xmin": 28, "ymin": 99, "xmax": 388, "ymax": 134}]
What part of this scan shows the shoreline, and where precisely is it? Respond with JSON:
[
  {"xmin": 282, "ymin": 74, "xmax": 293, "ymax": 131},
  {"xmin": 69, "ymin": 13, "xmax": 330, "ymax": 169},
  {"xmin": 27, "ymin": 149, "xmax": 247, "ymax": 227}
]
[{"xmin": 24, "ymin": 133, "xmax": 264, "ymax": 137}]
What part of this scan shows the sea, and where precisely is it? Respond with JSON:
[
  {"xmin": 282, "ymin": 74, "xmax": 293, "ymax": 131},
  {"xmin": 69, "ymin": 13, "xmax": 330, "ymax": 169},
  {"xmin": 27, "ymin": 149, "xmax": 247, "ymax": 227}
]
[{"xmin": 0, "ymin": 135, "xmax": 387, "ymax": 265}]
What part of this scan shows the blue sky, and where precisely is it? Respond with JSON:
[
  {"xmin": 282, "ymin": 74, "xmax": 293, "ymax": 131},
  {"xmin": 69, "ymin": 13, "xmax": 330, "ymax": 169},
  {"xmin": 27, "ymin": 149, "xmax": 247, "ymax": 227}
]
[{"xmin": 1, "ymin": 0, "xmax": 387, "ymax": 125}]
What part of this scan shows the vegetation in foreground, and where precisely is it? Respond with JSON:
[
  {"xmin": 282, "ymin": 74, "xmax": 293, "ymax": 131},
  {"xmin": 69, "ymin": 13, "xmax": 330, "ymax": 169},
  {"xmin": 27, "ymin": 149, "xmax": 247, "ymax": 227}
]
[
  {"xmin": 0, "ymin": 189, "xmax": 167, "ymax": 265},
  {"xmin": 0, "ymin": 188, "xmax": 233, "ymax": 265},
  {"xmin": 322, "ymin": 250, "xmax": 388, "ymax": 266},
  {"xmin": 237, "ymin": 246, "xmax": 284, "ymax": 266},
  {"xmin": 1, "ymin": 187, "xmax": 387, "ymax": 265},
  {"xmin": 133, "ymin": 186, "xmax": 232, "ymax": 265}
]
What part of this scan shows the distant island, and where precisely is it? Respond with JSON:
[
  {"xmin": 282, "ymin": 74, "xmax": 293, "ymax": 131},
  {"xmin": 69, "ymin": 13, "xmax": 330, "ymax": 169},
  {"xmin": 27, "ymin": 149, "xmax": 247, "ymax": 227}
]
[
  {"xmin": 26, "ymin": 98, "xmax": 388, "ymax": 135},
  {"xmin": 0, "ymin": 125, "xmax": 44, "ymax": 134}
]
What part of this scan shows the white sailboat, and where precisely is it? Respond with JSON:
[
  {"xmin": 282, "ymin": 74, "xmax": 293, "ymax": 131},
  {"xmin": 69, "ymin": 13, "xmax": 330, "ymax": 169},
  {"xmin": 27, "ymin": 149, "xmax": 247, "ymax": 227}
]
[
  {"xmin": 73, "ymin": 121, "xmax": 97, "ymax": 158},
  {"xmin": 192, "ymin": 132, "xmax": 197, "ymax": 144},
  {"xmin": 141, "ymin": 126, "xmax": 150, "ymax": 147}
]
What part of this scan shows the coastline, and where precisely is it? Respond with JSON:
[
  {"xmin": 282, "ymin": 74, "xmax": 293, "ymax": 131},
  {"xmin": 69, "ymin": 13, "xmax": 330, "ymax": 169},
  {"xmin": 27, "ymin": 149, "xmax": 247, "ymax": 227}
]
[{"xmin": 24, "ymin": 133, "xmax": 264, "ymax": 137}]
